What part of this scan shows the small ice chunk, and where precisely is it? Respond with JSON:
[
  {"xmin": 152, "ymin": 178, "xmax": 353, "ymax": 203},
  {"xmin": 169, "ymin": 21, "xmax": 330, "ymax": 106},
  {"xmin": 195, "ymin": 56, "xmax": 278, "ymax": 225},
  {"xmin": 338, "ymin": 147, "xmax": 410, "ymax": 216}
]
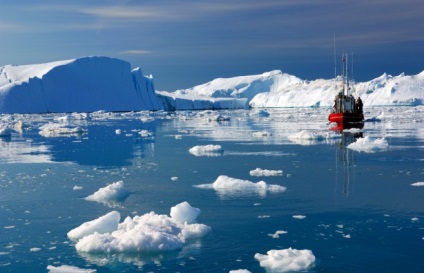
[
  {"xmin": 47, "ymin": 265, "xmax": 96, "ymax": 273},
  {"xmin": 411, "ymin": 182, "xmax": 424, "ymax": 187},
  {"xmin": 85, "ymin": 181, "xmax": 130, "ymax": 206},
  {"xmin": 30, "ymin": 247, "xmax": 41, "ymax": 252},
  {"xmin": 254, "ymin": 248, "xmax": 315, "ymax": 272},
  {"xmin": 67, "ymin": 211, "xmax": 120, "ymax": 241},
  {"xmin": 292, "ymin": 215, "xmax": 306, "ymax": 219},
  {"xmin": 0, "ymin": 124, "xmax": 12, "ymax": 137},
  {"xmin": 73, "ymin": 185, "xmax": 83, "ymax": 191},
  {"xmin": 194, "ymin": 175, "xmax": 286, "ymax": 197},
  {"xmin": 250, "ymin": 168, "xmax": 283, "ymax": 177},
  {"xmin": 347, "ymin": 136, "xmax": 388, "ymax": 153},
  {"xmin": 268, "ymin": 230, "xmax": 288, "ymax": 238},
  {"xmin": 229, "ymin": 270, "xmax": 252, "ymax": 273},
  {"xmin": 189, "ymin": 144, "xmax": 223, "ymax": 156},
  {"xmin": 170, "ymin": 201, "xmax": 200, "ymax": 224},
  {"xmin": 252, "ymin": 131, "xmax": 272, "ymax": 137}
]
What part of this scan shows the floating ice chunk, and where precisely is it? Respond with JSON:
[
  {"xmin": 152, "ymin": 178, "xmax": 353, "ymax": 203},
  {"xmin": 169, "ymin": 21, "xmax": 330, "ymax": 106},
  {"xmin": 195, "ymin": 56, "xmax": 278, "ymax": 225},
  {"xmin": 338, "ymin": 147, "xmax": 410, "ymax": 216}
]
[
  {"xmin": 189, "ymin": 144, "xmax": 223, "ymax": 156},
  {"xmin": 67, "ymin": 211, "xmax": 120, "ymax": 241},
  {"xmin": 206, "ymin": 114, "xmax": 230, "ymax": 122},
  {"xmin": 73, "ymin": 185, "xmax": 83, "ymax": 191},
  {"xmin": 288, "ymin": 130, "xmax": 340, "ymax": 145},
  {"xmin": 268, "ymin": 230, "xmax": 288, "ymax": 238},
  {"xmin": 170, "ymin": 201, "xmax": 200, "ymax": 224},
  {"xmin": 343, "ymin": 234, "xmax": 351, "ymax": 238},
  {"xmin": 138, "ymin": 130, "xmax": 153, "ymax": 137},
  {"xmin": 115, "ymin": 129, "xmax": 122, "ymax": 134},
  {"xmin": 254, "ymin": 248, "xmax": 315, "ymax": 272},
  {"xmin": 411, "ymin": 182, "xmax": 424, "ymax": 186},
  {"xmin": 70, "ymin": 202, "xmax": 211, "ymax": 253},
  {"xmin": 252, "ymin": 131, "xmax": 272, "ymax": 137},
  {"xmin": 251, "ymin": 109, "xmax": 270, "ymax": 117},
  {"xmin": 30, "ymin": 247, "xmax": 41, "ymax": 252},
  {"xmin": 39, "ymin": 123, "xmax": 85, "ymax": 137},
  {"xmin": 292, "ymin": 215, "xmax": 306, "ymax": 219},
  {"xmin": 47, "ymin": 265, "xmax": 96, "ymax": 273},
  {"xmin": 0, "ymin": 124, "xmax": 11, "ymax": 137},
  {"xmin": 85, "ymin": 181, "xmax": 130, "ymax": 207},
  {"xmin": 194, "ymin": 175, "xmax": 286, "ymax": 197},
  {"xmin": 347, "ymin": 136, "xmax": 388, "ymax": 153},
  {"xmin": 229, "ymin": 270, "xmax": 252, "ymax": 273},
  {"xmin": 171, "ymin": 176, "xmax": 178, "ymax": 181},
  {"xmin": 250, "ymin": 168, "xmax": 283, "ymax": 177}
]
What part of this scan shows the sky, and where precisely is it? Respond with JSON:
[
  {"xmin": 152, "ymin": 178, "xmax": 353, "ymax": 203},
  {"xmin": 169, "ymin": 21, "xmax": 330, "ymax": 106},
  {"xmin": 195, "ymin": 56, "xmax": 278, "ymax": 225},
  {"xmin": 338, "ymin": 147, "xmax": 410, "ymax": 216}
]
[{"xmin": 1, "ymin": 0, "xmax": 423, "ymax": 91}]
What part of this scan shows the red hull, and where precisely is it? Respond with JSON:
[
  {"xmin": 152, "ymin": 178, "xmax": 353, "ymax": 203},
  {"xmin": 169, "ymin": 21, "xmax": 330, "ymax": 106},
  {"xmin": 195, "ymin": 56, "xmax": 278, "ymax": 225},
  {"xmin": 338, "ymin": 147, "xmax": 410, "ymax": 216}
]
[{"xmin": 328, "ymin": 112, "xmax": 364, "ymax": 124}]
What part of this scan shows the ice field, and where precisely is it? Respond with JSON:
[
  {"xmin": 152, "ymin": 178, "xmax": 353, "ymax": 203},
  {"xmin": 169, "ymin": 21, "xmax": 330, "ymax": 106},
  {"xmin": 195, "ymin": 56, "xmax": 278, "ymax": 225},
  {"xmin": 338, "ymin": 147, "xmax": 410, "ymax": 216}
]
[{"xmin": 0, "ymin": 106, "xmax": 423, "ymax": 272}]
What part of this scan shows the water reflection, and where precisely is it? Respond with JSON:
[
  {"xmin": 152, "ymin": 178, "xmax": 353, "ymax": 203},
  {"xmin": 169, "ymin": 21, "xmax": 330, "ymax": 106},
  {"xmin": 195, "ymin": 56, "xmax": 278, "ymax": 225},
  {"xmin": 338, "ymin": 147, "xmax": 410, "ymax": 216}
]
[{"xmin": 334, "ymin": 131, "xmax": 363, "ymax": 197}]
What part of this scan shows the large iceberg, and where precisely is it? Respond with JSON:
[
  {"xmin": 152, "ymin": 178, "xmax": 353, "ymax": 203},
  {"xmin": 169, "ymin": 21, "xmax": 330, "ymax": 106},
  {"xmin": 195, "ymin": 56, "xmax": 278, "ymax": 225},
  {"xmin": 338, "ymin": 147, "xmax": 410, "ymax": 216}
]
[{"xmin": 0, "ymin": 56, "xmax": 161, "ymax": 113}]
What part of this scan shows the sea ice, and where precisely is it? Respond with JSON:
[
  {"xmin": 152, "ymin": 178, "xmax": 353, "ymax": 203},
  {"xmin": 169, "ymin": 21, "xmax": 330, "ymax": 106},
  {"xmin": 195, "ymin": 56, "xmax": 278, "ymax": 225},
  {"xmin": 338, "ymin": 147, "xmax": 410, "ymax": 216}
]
[
  {"xmin": 229, "ymin": 270, "xmax": 252, "ymax": 273},
  {"xmin": 411, "ymin": 182, "xmax": 424, "ymax": 186},
  {"xmin": 69, "ymin": 202, "xmax": 211, "ymax": 253},
  {"xmin": 347, "ymin": 136, "xmax": 388, "ymax": 153},
  {"xmin": 250, "ymin": 168, "xmax": 283, "ymax": 177},
  {"xmin": 254, "ymin": 248, "xmax": 315, "ymax": 272},
  {"xmin": 189, "ymin": 144, "xmax": 224, "ymax": 156},
  {"xmin": 85, "ymin": 181, "xmax": 130, "ymax": 207}
]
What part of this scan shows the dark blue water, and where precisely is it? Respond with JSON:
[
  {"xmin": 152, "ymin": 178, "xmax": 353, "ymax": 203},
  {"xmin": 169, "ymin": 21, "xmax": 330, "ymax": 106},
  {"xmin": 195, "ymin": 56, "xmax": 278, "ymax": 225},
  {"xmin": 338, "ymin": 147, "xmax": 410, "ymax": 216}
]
[{"xmin": 0, "ymin": 108, "xmax": 423, "ymax": 272}]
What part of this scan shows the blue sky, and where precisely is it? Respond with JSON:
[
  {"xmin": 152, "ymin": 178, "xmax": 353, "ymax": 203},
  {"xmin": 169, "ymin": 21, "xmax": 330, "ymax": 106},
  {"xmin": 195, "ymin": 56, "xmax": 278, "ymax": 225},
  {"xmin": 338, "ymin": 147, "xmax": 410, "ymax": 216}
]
[{"xmin": 1, "ymin": 0, "xmax": 423, "ymax": 91}]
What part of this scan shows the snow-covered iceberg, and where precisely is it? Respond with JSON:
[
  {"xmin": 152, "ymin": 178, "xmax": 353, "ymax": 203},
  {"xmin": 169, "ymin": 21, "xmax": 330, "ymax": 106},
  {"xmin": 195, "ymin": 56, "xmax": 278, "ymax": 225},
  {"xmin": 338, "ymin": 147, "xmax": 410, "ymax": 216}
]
[{"xmin": 0, "ymin": 56, "xmax": 161, "ymax": 113}]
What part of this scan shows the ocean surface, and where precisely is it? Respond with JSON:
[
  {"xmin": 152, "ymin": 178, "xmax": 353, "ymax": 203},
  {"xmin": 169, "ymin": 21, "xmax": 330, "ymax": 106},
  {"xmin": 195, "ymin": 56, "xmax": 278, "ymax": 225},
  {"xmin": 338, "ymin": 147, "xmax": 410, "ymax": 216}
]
[{"xmin": 0, "ymin": 107, "xmax": 423, "ymax": 273}]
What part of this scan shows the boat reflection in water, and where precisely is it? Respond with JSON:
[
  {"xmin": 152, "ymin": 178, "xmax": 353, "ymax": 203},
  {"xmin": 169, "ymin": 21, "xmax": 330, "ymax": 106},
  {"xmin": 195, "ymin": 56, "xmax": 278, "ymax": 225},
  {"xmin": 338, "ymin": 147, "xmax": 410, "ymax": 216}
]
[{"xmin": 333, "ymin": 128, "xmax": 363, "ymax": 197}]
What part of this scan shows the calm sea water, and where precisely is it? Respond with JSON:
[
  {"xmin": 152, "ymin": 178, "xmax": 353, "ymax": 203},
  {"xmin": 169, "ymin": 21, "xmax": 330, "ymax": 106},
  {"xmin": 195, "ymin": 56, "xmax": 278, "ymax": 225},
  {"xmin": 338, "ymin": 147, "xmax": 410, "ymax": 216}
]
[{"xmin": 0, "ymin": 107, "xmax": 423, "ymax": 273}]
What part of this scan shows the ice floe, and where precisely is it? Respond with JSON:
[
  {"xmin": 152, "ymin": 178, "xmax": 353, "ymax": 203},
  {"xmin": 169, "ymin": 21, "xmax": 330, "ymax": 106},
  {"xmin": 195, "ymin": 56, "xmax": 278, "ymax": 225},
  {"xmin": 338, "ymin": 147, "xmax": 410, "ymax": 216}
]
[
  {"xmin": 67, "ymin": 202, "xmax": 210, "ymax": 253},
  {"xmin": 254, "ymin": 248, "xmax": 315, "ymax": 272},
  {"xmin": 411, "ymin": 182, "xmax": 424, "ymax": 186},
  {"xmin": 347, "ymin": 136, "xmax": 389, "ymax": 153}
]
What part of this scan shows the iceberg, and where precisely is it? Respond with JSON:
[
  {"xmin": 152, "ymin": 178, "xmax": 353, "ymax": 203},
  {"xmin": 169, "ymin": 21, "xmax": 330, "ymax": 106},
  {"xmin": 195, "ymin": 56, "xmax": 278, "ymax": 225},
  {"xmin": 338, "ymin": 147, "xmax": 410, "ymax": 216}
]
[{"xmin": 0, "ymin": 56, "xmax": 161, "ymax": 113}]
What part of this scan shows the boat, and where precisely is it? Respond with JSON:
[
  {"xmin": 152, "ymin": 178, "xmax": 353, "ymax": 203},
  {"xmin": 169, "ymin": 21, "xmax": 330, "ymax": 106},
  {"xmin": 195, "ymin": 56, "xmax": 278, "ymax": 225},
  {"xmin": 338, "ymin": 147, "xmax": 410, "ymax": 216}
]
[{"xmin": 328, "ymin": 54, "xmax": 364, "ymax": 128}]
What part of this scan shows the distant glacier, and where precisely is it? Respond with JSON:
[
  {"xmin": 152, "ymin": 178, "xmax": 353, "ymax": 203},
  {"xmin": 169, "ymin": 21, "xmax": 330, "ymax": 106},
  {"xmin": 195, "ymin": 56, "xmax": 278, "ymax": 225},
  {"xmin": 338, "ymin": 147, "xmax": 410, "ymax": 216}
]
[{"xmin": 0, "ymin": 56, "xmax": 423, "ymax": 114}]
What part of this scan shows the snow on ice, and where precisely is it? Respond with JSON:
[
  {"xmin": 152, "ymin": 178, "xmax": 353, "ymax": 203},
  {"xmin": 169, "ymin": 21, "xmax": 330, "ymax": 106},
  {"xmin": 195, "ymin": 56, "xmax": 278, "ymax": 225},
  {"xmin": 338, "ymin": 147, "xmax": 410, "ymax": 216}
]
[
  {"xmin": 254, "ymin": 248, "xmax": 315, "ymax": 272},
  {"xmin": 1, "ymin": 56, "xmax": 423, "ymax": 114},
  {"xmin": 194, "ymin": 175, "xmax": 286, "ymax": 197},
  {"xmin": 411, "ymin": 182, "xmax": 424, "ymax": 186},
  {"xmin": 67, "ymin": 202, "xmax": 211, "ymax": 253}
]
